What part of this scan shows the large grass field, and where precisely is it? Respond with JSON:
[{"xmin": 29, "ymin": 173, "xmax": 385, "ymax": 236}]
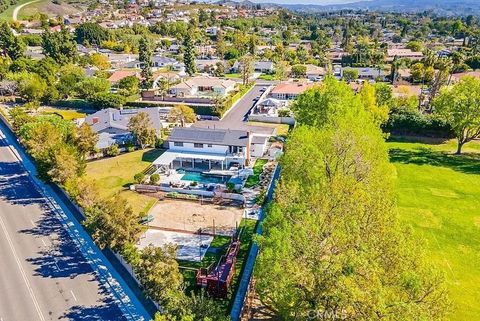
[
  {"xmin": 85, "ymin": 149, "xmax": 164, "ymax": 215},
  {"xmin": 0, "ymin": 0, "xmax": 32, "ymax": 20},
  {"xmin": 388, "ymin": 137, "xmax": 480, "ymax": 321}
]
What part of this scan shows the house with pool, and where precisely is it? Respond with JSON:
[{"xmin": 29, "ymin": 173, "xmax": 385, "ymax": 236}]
[{"xmin": 153, "ymin": 127, "xmax": 269, "ymax": 173}]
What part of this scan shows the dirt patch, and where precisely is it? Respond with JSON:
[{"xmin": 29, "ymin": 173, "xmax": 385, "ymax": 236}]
[{"xmin": 148, "ymin": 199, "xmax": 244, "ymax": 236}]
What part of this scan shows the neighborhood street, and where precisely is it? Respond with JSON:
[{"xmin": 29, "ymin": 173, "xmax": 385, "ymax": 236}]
[{"xmin": 0, "ymin": 126, "xmax": 149, "ymax": 321}]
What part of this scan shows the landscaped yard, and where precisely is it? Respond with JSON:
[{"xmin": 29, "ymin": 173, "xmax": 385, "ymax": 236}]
[
  {"xmin": 258, "ymin": 74, "xmax": 274, "ymax": 81},
  {"xmin": 178, "ymin": 219, "xmax": 257, "ymax": 310},
  {"xmin": 225, "ymin": 73, "xmax": 241, "ymax": 79},
  {"xmin": 245, "ymin": 158, "xmax": 268, "ymax": 188},
  {"xmin": 85, "ymin": 148, "xmax": 164, "ymax": 215},
  {"xmin": 41, "ymin": 107, "xmax": 86, "ymax": 120},
  {"xmin": 388, "ymin": 137, "xmax": 480, "ymax": 321}
]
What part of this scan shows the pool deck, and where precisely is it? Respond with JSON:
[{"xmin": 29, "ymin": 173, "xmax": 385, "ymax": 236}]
[{"xmin": 160, "ymin": 169, "xmax": 232, "ymax": 186}]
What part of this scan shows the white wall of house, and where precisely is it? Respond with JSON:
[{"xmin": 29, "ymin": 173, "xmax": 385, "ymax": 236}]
[
  {"xmin": 251, "ymin": 143, "xmax": 266, "ymax": 157},
  {"xmin": 169, "ymin": 142, "xmax": 229, "ymax": 154}
]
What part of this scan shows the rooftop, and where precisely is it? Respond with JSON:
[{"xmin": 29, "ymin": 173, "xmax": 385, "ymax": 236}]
[
  {"xmin": 271, "ymin": 82, "xmax": 314, "ymax": 95},
  {"xmin": 168, "ymin": 127, "xmax": 249, "ymax": 147}
]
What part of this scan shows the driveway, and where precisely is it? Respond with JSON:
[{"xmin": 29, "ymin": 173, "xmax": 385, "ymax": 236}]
[{"xmin": 193, "ymin": 84, "xmax": 275, "ymax": 135}]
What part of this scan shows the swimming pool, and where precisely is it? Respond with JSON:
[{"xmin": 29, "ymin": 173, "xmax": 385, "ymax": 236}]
[{"xmin": 180, "ymin": 171, "xmax": 227, "ymax": 184}]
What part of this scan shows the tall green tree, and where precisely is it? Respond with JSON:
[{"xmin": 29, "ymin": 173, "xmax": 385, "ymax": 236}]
[
  {"xmin": 128, "ymin": 112, "xmax": 156, "ymax": 149},
  {"xmin": 75, "ymin": 22, "xmax": 109, "ymax": 46},
  {"xmin": 0, "ymin": 21, "xmax": 25, "ymax": 60},
  {"xmin": 256, "ymin": 80, "xmax": 450, "ymax": 320},
  {"xmin": 134, "ymin": 244, "xmax": 184, "ymax": 312},
  {"xmin": 139, "ymin": 37, "xmax": 153, "ymax": 88},
  {"xmin": 434, "ymin": 76, "xmax": 480, "ymax": 154},
  {"xmin": 239, "ymin": 55, "xmax": 254, "ymax": 86},
  {"xmin": 83, "ymin": 197, "xmax": 144, "ymax": 253},
  {"xmin": 42, "ymin": 27, "xmax": 78, "ymax": 65},
  {"xmin": 75, "ymin": 123, "xmax": 98, "ymax": 157},
  {"xmin": 183, "ymin": 32, "xmax": 196, "ymax": 76}
]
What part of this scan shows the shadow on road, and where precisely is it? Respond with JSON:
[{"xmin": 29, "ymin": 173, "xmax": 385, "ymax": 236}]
[{"xmin": 0, "ymin": 161, "xmax": 46, "ymax": 206}]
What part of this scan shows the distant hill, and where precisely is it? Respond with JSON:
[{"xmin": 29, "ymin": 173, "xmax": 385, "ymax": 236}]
[{"xmin": 281, "ymin": 0, "xmax": 480, "ymax": 16}]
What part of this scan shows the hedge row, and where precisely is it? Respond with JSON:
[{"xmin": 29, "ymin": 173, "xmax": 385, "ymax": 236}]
[{"xmin": 383, "ymin": 109, "xmax": 454, "ymax": 138}]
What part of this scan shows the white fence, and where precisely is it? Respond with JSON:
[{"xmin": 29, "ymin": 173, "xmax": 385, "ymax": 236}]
[{"xmin": 248, "ymin": 114, "xmax": 296, "ymax": 125}]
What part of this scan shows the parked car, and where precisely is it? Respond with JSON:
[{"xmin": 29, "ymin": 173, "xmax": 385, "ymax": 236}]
[
  {"xmin": 139, "ymin": 215, "xmax": 154, "ymax": 225},
  {"xmin": 197, "ymin": 115, "xmax": 220, "ymax": 121}
]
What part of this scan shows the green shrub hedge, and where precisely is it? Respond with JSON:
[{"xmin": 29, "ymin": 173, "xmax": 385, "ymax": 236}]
[{"xmin": 383, "ymin": 109, "xmax": 454, "ymax": 138}]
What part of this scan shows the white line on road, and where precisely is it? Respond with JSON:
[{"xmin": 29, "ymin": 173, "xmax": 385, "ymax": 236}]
[
  {"xmin": 30, "ymin": 219, "xmax": 36, "ymax": 228},
  {"xmin": 70, "ymin": 290, "xmax": 77, "ymax": 302},
  {"xmin": 0, "ymin": 215, "xmax": 45, "ymax": 321},
  {"xmin": 41, "ymin": 239, "xmax": 47, "ymax": 247}
]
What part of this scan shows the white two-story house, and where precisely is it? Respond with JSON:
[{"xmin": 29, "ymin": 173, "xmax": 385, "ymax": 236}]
[{"xmin": 153, "ymin": 127, "xmax": 252, "ymax": 171}]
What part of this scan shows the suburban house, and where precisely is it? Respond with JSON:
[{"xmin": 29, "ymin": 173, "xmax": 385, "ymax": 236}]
[
  {"xmin": 153, "ymin": 127, "xmax": 269, "ymax": 171},
  {"xmin": 169, "ymin": 76, "xmax": 237, "ymax": 98},
  {"xmin": 84, "ymin": 108, "xmax": 164, "ymax": 149},
  {"xmin": 195, "ymin": 59, "xmax": 226, "ymax": 72},
  {"xmin": 126, "ymin": 56, "xmax": 179, "ymax": 69},
  {"xmin": 304, "ymin": 64, "xmax": 327, "ymax": 81},
  {"xmin": 387, "ymin": 48, "xmax": 424, "ymax": 62},
  {"xmin": 231, "ymin": 60, "xmax": 275, "ymax": 74},
  {"xmin": 108, "ymin": 70, "xmax": 141, "ymax": 84},
  {"xmin": 253, "ymin": 98, "xmax": 284, "ymax": 116},
  {"xmin": 345, "ymin": 67, "xmax": 386, "ymax": 81},
  {"xmin": 269, "ymin": 82, "xmax": 314, "ymax": 100}
]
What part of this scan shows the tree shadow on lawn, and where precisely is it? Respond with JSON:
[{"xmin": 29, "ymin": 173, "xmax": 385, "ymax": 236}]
[
  {"xmin": 389, "ymin": 147, "xmax": 480, "ymax": 175},
  {"xmin": 141, "ymin": 148, "xmax": 165, "ymax": 163}
]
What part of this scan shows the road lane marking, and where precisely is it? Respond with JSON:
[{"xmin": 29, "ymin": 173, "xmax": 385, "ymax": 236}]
[
  {"xmin": 0, "ymin": 215, "xmax": 45, "ymax": 321},
  {"xmin": 70, "ymin": 290, "xmax": 77, "ymax": 302},
  {"xmin": 30, "ymin": 219, "xmax": 36, "ymax": 228},
  {"xmin": 41, "ymin": 239, "xmax": 47, "ymax": 247}
]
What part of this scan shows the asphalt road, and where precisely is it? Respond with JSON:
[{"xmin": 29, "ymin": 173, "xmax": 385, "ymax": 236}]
[
  {"xmin": 193, "ymin": 84, "xmax": 276, "ymax": 135},
  {"xmin": 0, "ymin": 134, "xmax": 126, "ymax": 320}
]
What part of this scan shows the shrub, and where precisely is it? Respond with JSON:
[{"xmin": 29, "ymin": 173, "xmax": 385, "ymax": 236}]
[
  {"xmin": 105, "ymin": 144, "xmax": 120, "ymax": 156},
  {"xmin": 383, "ymin": 109, "xmax": 454, "ymax": 138},
  {"xmin": 134, "ymin": 172, "xmax": 145, "ymax": 184},
  {"xmin": 89, "ymin": 92, "xmax": 125, "ymax": 109},
  {"xmin": 150, "ymin": 173, "xmax": 160, "ymax": 184}
]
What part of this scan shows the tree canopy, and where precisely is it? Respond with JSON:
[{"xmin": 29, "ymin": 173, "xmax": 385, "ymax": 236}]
[
  {"xmin": 256, "ymin": 78, "xmax": 449, "ymax": 321},
  {"xmin": 434, "ymin": 76, "xmax": 480, "ymax": 154}
]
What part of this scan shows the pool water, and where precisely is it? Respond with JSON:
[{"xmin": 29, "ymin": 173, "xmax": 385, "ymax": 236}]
[{"xmin": 181, "ymin": 171, "xmax": 227, "ymax": 184}]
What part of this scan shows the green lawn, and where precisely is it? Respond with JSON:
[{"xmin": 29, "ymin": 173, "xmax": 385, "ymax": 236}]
[
  {"xmin": 0, "ymin": 0, "xmax": 31, "ymax": 20},
  {"xmin": 225, "ymin": 73, "xmax": 241, "ymax": 79},
  {"xmin": 245, "ymin": 158, "xmax": 268, "ymax": 188},
  {"xmin": 258, "ymin": 74, "xmax": 274, "ymax": 81},
  {"xmin": 86, "ymin": 149, "xmax": 164, "ymax": 214},
  {"xmin": 388, "ymin": 138, "xmax": 480, "ymax": 321},
  {"xmin": 41, "ymin": 107, "xmax": 86, "ymax": 120}
]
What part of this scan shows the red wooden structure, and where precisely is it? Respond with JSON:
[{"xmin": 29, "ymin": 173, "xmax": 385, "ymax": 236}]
[{"xmin": 196, "ymin": 237, "xmax": 240, "ymax": 298}]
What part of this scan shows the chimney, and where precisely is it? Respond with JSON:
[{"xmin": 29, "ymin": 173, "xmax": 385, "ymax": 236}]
[
  {"xmin": 92, "ymin": 117, "xmax": 99, "ymax": 124},
  {"xmin": 245, "ymin": 131, "xmax": 252, "ymax": 166}
]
